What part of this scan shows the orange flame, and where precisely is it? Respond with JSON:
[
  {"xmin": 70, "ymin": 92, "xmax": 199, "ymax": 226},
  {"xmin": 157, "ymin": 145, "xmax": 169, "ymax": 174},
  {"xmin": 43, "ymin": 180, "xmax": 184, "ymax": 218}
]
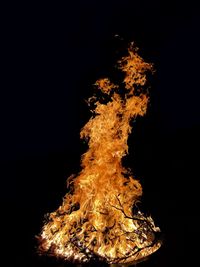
[{"xmin": 38, "ymin": 43, "xmax": 161, "ymax": 265}]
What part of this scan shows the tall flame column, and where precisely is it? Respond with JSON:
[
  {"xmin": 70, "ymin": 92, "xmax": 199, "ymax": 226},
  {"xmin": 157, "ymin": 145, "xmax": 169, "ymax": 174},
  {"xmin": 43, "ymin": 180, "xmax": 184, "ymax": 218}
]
[{"xmin": 38, "ymin": 44, "xmax": 161, "ymax": 265}]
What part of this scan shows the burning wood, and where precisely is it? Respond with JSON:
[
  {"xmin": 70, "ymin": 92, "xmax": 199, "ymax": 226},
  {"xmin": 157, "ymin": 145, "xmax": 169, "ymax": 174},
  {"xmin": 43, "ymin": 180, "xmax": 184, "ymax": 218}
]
[{"xmin": 37, "ymin": 43, "xmax": 162, "ymax": 265}]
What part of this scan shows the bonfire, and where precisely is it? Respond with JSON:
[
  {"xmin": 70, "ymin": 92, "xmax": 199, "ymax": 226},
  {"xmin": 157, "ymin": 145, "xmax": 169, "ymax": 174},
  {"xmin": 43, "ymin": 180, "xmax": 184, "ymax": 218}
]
[{"xmin": 38, "ymin": 43, "xmax": 161, "ymax": 265}]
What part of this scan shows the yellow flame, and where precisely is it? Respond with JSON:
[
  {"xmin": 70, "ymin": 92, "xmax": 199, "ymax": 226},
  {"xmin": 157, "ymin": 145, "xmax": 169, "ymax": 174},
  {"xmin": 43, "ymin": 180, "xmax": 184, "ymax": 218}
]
[{"xmin": 38, "ymin": 43, "xmax": 161, "ymax": 265}]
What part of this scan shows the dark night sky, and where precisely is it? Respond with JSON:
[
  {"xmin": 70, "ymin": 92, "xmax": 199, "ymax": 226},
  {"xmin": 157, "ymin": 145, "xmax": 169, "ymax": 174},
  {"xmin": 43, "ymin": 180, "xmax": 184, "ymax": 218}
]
[{"xmin": 1, "ymin": 1, "xmax": 200, "ymax": 266}]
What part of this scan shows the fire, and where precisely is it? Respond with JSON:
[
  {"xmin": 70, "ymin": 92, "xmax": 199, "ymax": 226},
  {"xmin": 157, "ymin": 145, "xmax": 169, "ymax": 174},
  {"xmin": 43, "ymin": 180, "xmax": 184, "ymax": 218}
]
[{"xmin": 38, "ymin": 43, "xmax": 161, "ymax": 265}]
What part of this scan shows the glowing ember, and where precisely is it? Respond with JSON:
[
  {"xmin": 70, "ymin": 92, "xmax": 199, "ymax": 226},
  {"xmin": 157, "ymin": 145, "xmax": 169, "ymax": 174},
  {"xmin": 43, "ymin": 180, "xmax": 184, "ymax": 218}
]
[{"xmin": 37, "ymin": 43, "xmax": 161, "ymax": 265}]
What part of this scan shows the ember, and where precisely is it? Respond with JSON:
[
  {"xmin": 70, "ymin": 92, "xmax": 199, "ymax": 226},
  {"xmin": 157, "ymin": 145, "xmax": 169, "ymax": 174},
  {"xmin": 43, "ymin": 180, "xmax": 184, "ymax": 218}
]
[{"xmin": 37, "ymin": 43, "xmax": 161, "ymax": 265}]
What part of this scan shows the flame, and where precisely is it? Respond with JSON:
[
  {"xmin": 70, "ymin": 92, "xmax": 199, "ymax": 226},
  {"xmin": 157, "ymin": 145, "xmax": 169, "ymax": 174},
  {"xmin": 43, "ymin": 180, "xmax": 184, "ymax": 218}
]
[{"xmin": 38, "ymin": 43, "xmax": 161, "ymax": 265}]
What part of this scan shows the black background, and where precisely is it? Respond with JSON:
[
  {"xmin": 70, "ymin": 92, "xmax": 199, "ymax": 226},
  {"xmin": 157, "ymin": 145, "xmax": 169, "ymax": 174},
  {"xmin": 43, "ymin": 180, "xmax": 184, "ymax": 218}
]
[{"xmin": 1, "ymin": 1, "xmax": 200, "ymax": 266}]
